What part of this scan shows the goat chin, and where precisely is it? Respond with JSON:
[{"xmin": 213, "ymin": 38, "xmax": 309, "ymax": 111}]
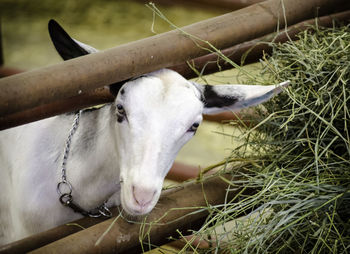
[{"xmin": 120, "ymin": 207, "xmax": 149, "ymax": 223}]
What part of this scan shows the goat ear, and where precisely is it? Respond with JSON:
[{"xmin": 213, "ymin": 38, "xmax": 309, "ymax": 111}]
[
  {"xmin": 194, "ymin": 81, "xmax": 289, "ymax": 115},
  {"xmin": 48, "ymin": 19, "xmax": 124, "ymax": 96},
  {"xmin": 48, "ymin": 19, "xmax": 98, "ymax": 60}
]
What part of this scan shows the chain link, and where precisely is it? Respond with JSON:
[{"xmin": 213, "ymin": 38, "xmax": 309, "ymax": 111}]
[
  {"xmin": 61, "ymin": 111, "xmax": 81, "ymax": 182},
  {"xmin": 57, "ymin": 111, "xmax": 112, "ymax": 218}
]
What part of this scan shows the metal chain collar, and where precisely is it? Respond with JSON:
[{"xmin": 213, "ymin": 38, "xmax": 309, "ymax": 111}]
[{"xmin": 57, "ymin": 111, "xmax": 112, "ymax": 218}]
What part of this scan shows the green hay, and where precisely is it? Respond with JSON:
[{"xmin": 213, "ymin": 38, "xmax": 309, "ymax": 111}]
[
  {"xmin": 139, "ymin": 5, "xmax": 350, "ymax": 253},
  {"xmin": 180, "ymin": 25, "xmax": 350, "ymax": 253}
]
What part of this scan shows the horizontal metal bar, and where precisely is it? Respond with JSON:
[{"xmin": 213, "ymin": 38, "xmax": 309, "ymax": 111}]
[
  {"xmin": 1, "ymin": 174, "xmax": 246, "ymax": 253},
  {"xmin": 0, "ymin": 0, "xmax": 344, "ymax": 119},
  {"xmin": 1, "ymin": 9, "xmax": 349, "ymax": 130}
]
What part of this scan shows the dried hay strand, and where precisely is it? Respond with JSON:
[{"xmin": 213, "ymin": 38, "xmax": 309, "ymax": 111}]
[{"xmin": 179, "ymin": 24, "xmax": 350, "ymax": 253}]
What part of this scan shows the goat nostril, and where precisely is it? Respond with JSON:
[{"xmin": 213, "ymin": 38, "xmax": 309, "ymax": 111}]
[{"xmin": 132, "ymin": 185, "xmax": 156, "ymax": 207}]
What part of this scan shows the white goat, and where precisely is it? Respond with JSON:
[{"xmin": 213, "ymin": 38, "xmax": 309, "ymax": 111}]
[{"xmin": 0, "ymin": 20, "xmax": 289, "ymax": 245}]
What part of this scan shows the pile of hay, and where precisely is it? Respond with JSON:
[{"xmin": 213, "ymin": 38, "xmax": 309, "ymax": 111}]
[{"xmin": 185, "ymin": 25, "xmax": 350, "ymax": 253}]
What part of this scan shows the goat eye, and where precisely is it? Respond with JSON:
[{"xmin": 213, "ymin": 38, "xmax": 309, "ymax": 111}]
[
  {"xmin": 116, "ymin": 104, "xmax": 125, "ymax": 115},
  {"xmin": 188, "ymin": 122, "xmax": 200, "ymax": 132}
]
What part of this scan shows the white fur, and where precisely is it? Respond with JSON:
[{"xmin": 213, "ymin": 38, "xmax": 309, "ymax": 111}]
[{"xmin": 0, "ymin": 69, "xmax": 204, "ymax": 244}]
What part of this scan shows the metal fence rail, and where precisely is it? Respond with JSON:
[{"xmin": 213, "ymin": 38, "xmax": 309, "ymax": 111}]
[
  {"xmin": 0, "ymin": 174, "xmax": 244, "ymax": 254},
  {"xmin": 0, "ymin": 0, "xmax": 343, "ymax": 122},
  {"xmin": 1, "ymin": 9, "xmax": 349, "ymax": 130}
]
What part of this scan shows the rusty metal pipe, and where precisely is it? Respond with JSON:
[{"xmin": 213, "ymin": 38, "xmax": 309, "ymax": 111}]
[
  {"xmin": 0, "ymin": 162, "xmax": 203, "ymax": 253},
  {"xmin": 0, "ymin": 186, "xmax": 181, "ymax": 254},
  {"xmin": 185, "ymin": 0, "xmax": 266, "ymax": 9},
  {"xmin": 1, "ymin": 9, "xmax": 349, "ymax": 130},
  {"xmin": 138, "ymin": 0, "xmax": 267, "ymax": 11},
  {"xmin": 0, "ymin": 0, "xmax": 344, "ymax": 119},
  {"xmin": 0, "ymin": 216, "xmax": 109, "ymax": 254},
  {"xmin": 0, "ymin": 87, "xmax": 114, "ymax": 130},
  {"xmin": 171, "ymin": 9, "xmax": 350, "ymax": 78},
  {"xmin": 5, "ymin": 174, "xmax": 240, "ymax": 253}
]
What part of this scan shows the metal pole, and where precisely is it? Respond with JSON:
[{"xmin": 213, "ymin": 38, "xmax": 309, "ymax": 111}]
[
  {"xmin": 147, "ymin": 0, "xmax": 266, "ymax": 11},
  {"xmin": 171, "ymin": 9, "xmax": 350, "ymax": 77},
  {"xmin": 0, "ymin": 0, "xmax": 344, "ymax": 118},
  {"xmin": 0, "ymin": 216, "xmax": 109, "ymax": 254},
  {"xmin": 0, "ymin": 174, "xmax": 244, "ymax": 253},
  {"xmin": 1, "ymin": 9, "xmax": 349, "ymax": 130}
]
